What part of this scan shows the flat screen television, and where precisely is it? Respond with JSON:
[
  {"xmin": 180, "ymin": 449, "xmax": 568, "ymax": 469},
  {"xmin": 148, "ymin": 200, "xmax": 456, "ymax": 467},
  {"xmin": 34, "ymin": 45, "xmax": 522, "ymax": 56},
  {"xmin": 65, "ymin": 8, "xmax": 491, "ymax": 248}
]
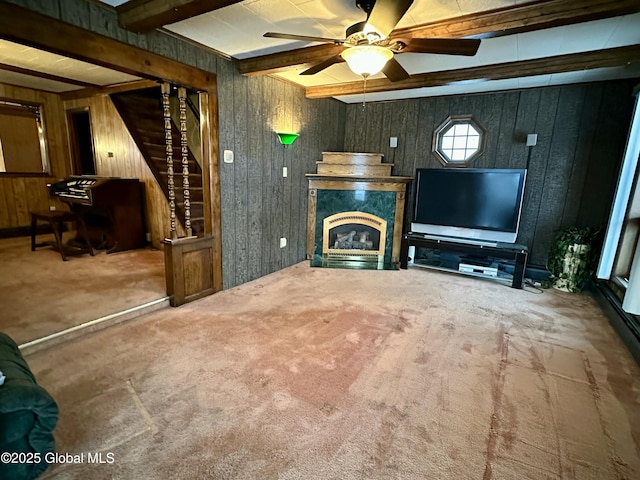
[{"xmin": 411, "ymin": 168, "xmax": 527, "ymax": 244}]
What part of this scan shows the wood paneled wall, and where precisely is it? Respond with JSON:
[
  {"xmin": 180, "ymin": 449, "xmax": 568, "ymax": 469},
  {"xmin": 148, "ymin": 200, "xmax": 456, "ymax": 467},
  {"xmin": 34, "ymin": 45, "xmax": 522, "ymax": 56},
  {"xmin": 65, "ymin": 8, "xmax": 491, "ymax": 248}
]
[
  {"xmin": 344, "ymin": 80, "xmax": 637, "ymax": 266},
  {"xmin": 0, "ymin": 83, "xmax": 72, "ymax": 229},
  {"xmin": 216, "ymin": 60, "xmax": 345, "ymax": 288},
  {"xmin": 5, "ymin": 0, "xmax": 346, "ymax": 289}
]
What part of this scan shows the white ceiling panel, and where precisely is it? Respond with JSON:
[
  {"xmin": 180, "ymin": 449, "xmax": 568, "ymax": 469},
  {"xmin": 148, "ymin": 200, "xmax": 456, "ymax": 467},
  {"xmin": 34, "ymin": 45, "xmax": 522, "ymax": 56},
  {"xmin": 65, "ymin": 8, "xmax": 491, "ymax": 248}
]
[
  {"xmin": 455, "ymin": 0, "xmax": 515, "ymax": 16},
  {"xmin": 243, "ymin": 0, "xmax": 351, "ymax": 35},
  {"xmin": 0, "ymin": 69, "xmax": 80, "ymax": 93},
  {"xmin": 515, "ymin": 32, "xmax": 562, "ymax": 61},
  {"xmin": 276, "ymin": 65, "xmax": 360, "ymax": 86},
  {"xmin": 515, "ymin": 13, "xmax": 640, "ymax": 60},
  {"xmin": 556, "ymin": 18, "xmax": 625, "ymax": 54},
  {"xmin": 0, "ymin": 39, "xmax": 140, "ymax": 87},
  {"xmin": 606, "ymin": 14, "xmax": 640, "ymax": 47},
  {"xmin": 475, "ymin": 35, "xmax": 519, "ymax": 64},
  {"xmin": 391, "ymin": 1, "xmax": 459, "ymax": 27},
  {"xmin": 516, "ymin": 75, "xmax": 551, "ymax": 90}
]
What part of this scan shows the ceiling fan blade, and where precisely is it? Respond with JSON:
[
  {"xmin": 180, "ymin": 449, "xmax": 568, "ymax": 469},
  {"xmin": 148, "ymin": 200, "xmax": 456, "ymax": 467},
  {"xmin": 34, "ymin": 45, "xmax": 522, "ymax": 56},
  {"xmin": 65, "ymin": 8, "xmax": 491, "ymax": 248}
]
[
  {"xmin": 400, "ymin": 38, "xmax": 481, "ymax": 56},
  {"xmin": 300, "ymin": 54, "xmax": 345, "ymax": 75},
  {"xmin": 366, "ymin": 0, "xmax": 413, "ymax": 38},
  {"xmin": 264, "ymin": 32, "xmax": 343, "ymax": 45},
  {"xmin": 382, "ymin": 57, "xmax": 410, "ymax": 82}
]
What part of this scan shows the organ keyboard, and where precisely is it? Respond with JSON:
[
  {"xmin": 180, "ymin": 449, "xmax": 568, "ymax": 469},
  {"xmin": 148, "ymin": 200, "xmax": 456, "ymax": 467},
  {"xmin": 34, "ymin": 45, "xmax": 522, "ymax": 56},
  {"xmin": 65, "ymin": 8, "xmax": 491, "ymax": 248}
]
[
  {"xmin": 49, "ymin": 176, "xmax": 145, "ymax": 253},
  {"xmin": 50, "ymin": 177, "xmax": 100, "ymax": 203}
]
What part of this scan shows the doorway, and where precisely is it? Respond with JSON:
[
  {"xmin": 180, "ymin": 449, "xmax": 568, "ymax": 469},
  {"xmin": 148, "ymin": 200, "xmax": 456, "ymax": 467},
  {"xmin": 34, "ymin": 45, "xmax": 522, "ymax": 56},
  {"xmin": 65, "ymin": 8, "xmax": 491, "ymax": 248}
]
[{"xmin": 67, "ymin": 108, "xmax": 96, "ymax": 175}]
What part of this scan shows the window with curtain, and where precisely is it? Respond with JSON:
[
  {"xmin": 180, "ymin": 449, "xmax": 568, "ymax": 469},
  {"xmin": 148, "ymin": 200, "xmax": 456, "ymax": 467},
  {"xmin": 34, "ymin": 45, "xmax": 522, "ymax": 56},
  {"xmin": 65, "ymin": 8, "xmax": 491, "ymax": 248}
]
[{"xmin": 0, "ymin": 100, "xmax": 49, "ymax": 174}]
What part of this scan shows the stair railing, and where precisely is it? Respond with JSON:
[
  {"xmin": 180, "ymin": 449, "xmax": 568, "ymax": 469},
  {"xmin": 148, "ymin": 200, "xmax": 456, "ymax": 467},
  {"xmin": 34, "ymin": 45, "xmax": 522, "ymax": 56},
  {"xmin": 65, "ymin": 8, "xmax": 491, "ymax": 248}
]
[{"xmin": 162, "ymin": 83, "xmax": 195, "ymax": 239}]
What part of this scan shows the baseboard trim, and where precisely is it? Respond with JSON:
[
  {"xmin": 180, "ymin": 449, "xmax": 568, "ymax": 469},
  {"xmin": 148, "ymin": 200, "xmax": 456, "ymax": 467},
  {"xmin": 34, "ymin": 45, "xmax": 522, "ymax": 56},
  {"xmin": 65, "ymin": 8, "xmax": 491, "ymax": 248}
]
[
  {"xmin": 0, "ymin": 224, "xmax": 67, "ymax": 238},
  {"xmin": 592, "ymin": 281, "xmax": 640, "ymax": 365},
  {"xmin": 19, "ymin": 297, "xmax": 170, "ymax": 355}
]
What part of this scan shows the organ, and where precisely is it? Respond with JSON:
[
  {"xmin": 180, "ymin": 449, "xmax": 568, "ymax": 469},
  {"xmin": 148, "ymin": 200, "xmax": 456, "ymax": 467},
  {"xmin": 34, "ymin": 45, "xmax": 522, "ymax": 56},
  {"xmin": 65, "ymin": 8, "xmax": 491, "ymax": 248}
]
[{"xmin": 49, "ymin": 176, "xmax": 145, "ymax": 253}]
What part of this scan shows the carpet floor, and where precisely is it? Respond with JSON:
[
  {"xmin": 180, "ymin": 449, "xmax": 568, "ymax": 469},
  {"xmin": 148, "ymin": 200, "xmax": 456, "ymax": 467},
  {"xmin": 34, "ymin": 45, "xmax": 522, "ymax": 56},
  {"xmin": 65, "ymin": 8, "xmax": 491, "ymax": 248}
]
[
  {"xmin": 0, "ymin": 235, "xmax": 166, "ymax": 345},
  {"xmin": 23, "ymin": 262, "xmax": 640, "ymax": 479}
]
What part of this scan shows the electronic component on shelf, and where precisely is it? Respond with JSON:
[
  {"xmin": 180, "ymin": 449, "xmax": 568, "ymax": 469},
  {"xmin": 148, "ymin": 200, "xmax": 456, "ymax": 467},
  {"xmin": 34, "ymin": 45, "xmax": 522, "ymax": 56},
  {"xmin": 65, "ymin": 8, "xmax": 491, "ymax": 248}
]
[{"xmin": 458, "ymin": 262, "xmax": 499, "ymax": 277}]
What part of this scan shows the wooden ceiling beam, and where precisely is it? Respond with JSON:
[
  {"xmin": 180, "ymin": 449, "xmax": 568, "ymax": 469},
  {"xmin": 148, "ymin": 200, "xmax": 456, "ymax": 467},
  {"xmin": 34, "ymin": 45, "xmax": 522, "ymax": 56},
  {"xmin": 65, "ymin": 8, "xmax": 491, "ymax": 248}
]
[
  {"xmin": 305, "ymin": 44, "xmax": 640, "ymax": 99},
  {"xmin": 238, "ymin": 0, "xmax": 640, "ymax": 76},
  {"xmin": 392, "ymin": 0, "xmax": 640, "ymax": 40},
  {"xmin": 116, "ymin": 0, "xmax": 242, "ymax": 33},
  {"xmin": 0, "ymin": 2, "xmax": 215, "ymax": 91}
]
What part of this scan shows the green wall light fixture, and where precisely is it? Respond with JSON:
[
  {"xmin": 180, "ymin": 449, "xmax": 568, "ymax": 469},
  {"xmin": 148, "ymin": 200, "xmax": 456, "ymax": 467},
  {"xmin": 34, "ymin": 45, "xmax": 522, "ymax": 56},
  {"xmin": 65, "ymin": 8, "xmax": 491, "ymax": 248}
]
[{"xmin": 276, "ymin": 132, "xmax": 299, "ymax": 147}]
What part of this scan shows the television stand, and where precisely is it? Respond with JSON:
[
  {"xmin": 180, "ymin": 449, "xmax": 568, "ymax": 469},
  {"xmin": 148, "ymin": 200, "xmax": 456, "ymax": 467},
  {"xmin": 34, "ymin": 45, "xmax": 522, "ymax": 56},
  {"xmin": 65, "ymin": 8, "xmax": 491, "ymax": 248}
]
[{"xmin": 400, "ymin": 233, "xmax": 528, "ymax": 289}]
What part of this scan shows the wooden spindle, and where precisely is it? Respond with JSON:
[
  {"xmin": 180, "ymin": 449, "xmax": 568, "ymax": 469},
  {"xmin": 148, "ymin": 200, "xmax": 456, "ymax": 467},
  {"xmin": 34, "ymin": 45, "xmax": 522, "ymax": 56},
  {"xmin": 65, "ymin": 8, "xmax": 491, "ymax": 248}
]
[
  {"xmin": 161, "ymin": 82, "xmax": 177, "ymax": 239},
  {"xmin": 178, "ymin": 87, "xmax": 192, "ymax": 237}
]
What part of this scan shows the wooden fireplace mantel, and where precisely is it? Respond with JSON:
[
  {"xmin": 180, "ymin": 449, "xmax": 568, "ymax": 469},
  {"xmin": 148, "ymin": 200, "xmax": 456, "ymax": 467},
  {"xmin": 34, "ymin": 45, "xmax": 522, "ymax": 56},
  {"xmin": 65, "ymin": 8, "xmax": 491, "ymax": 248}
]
[
  {"xmin": 306, "ymin": 152, "xmax": 412, "ymax": 266},
  {"xmin": 306, "ymin": 174, "xmax": 412, "ymax": 183}
]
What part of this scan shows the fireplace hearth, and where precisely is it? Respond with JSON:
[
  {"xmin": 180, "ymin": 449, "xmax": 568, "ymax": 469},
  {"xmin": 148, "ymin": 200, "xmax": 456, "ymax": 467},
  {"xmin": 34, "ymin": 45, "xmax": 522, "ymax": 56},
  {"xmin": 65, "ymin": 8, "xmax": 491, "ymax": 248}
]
[{"xmin": 306, "ymin": 152, "xmax": 411, "ymax": 269}]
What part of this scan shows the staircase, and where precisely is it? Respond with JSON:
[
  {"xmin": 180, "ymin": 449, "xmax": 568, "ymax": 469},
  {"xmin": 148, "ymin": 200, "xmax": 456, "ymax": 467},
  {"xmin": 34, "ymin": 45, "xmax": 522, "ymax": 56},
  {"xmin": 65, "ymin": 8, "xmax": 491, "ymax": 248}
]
[{"xmin": 110, "ymin": 87, "xmax": 205, "ymax": 235}]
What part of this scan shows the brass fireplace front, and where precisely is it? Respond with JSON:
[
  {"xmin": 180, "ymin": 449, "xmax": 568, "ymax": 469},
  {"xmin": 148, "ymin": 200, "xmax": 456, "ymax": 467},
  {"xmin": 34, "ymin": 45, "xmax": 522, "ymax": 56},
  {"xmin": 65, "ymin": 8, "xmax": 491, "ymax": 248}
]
[{"xmin": 322, "ymin": 212, "xmax": 387, "ymax": 265}]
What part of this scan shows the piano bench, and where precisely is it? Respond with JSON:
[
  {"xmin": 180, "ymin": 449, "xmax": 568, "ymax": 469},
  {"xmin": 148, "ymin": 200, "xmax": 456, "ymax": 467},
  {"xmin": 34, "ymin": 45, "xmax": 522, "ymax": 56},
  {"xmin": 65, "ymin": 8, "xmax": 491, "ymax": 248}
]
[{"xmin": 30, "ymin": 210, "xmax": 94, "ymax": 261}]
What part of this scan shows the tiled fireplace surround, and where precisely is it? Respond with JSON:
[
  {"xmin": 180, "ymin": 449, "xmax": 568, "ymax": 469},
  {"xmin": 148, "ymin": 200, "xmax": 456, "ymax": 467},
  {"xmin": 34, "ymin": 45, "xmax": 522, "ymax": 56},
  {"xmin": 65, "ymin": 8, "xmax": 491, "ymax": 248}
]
[{"xmin": 306, "ymin": 153, "xmax": 412, "ymax": 269}]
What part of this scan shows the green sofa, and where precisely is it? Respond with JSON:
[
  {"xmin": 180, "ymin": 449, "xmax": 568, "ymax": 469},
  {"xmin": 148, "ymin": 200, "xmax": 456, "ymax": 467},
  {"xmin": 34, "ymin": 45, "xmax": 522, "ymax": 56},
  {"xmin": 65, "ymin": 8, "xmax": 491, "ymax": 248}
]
[{"xmin": 0, "ymin": 333, "xmax": 58, "ymax": 480}]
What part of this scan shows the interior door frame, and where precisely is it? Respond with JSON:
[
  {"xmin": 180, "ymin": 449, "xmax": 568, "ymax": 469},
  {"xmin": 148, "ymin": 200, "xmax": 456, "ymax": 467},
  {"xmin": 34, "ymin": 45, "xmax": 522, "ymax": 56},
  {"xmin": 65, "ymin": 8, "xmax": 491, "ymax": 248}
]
[{"xmin": 66, "ymin": 107, "xmax": 96, "ymax": 176}]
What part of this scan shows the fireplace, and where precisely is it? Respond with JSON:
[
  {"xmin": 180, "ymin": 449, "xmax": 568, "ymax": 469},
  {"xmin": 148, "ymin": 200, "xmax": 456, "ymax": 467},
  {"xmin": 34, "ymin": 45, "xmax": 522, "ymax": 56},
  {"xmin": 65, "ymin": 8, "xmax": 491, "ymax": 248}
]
[
  {"xmin": 306, "ymin": 152, "xmax": 411, "ymax": 269},
  {"xmin": 323, "ymin": 212, "xmax": 387, "ymax": 266}
]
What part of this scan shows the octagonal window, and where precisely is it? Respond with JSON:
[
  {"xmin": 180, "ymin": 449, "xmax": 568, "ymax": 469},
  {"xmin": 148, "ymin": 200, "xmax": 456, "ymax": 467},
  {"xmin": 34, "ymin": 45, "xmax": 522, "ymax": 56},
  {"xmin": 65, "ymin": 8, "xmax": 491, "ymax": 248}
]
[{"xmin": 432, "ymin": 115, "xmax": 486, "ymax": 167}]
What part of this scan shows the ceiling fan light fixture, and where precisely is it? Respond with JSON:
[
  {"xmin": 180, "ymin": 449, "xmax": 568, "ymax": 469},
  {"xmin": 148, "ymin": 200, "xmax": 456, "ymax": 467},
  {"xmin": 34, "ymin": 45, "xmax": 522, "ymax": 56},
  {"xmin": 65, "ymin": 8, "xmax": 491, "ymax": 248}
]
[{"xmin": 341, "ymin": 45, "xmax": 393, "ymax": 77}]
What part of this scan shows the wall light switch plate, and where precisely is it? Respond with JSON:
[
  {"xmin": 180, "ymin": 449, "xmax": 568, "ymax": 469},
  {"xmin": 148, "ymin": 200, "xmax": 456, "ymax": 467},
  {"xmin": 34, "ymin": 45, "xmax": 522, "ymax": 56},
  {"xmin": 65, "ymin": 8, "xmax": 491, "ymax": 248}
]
[
  {"xmin": 390, "ymin": 136, "xmax": 398, "ymax": 148},
  {"xmin": 282, "ymin": 167, "xmax": 288, "ymax": 177},
  {"xmin": 223, "ymin": 150, "xmax": 234, "ymax": 163},
  {"xmin": 279, "ymin": 237, "xmax": 287, "ymax": 248}
]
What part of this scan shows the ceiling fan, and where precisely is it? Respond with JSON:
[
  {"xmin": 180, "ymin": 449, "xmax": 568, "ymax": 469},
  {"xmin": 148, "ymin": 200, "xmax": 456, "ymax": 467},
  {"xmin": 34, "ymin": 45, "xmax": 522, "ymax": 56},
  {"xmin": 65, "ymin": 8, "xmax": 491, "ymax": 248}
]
[{"xmin": 263, "ymin": 0, "xmax": 481, "ymax": 82}]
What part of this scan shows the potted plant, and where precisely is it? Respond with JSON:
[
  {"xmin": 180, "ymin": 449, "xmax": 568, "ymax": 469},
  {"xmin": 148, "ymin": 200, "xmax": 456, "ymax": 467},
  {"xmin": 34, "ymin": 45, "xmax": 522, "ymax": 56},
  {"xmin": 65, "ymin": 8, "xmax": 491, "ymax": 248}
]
[{"xmin": 547, "ymin": 226, "xmax": 600, "ymax": 293}]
